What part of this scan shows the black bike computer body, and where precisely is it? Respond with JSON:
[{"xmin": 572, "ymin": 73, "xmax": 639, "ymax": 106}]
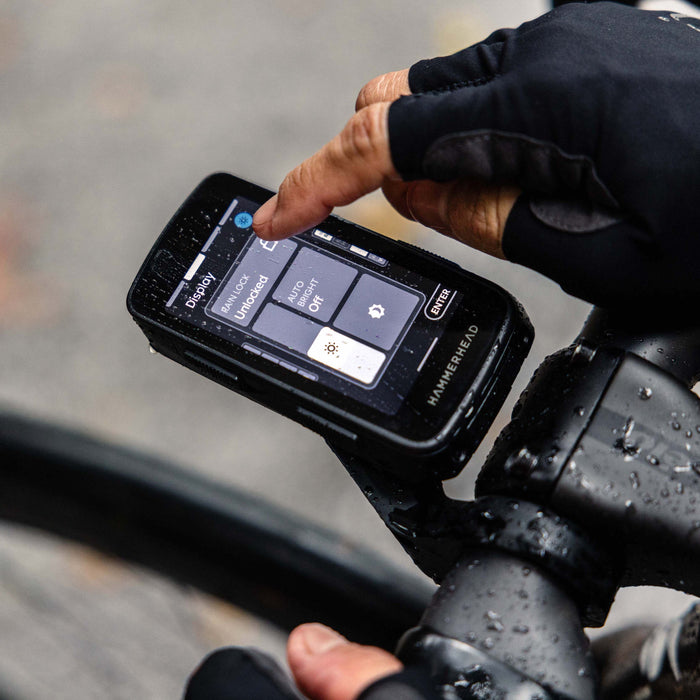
[{"xmin": 128, "ymin": 173, "xmax": 532, "ymax": 480}]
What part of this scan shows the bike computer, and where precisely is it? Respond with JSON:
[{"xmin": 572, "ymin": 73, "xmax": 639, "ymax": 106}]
[{"xmin": 127, "ymin": 173, "xmax": 532, "ymax": 480}]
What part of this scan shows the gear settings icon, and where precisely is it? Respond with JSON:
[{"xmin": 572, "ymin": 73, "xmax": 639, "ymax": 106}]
[{"xmin": 368, "ymin": 304, "xmax": 385, "ymax": 320}]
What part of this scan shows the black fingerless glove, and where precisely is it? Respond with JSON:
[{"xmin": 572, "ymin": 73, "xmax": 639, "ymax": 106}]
[
  {"xmin": 184, "ymin": 648, "xmax": 304, "ymax": 700},
  {"xmin": 389, "ymin": 3, "xmax": 700, "ymax": 311},
  {"xmin": 358, "ymin": 668, "xmax": 442, "ymax": 699}
]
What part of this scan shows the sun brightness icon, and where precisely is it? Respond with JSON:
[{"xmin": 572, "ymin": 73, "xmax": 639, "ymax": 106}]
[
  {"xmin": 324, "ymin": 341, "xmax": 339, "ymax": 355},
  {"xmin": 368, "ymin": 304, "xmax": 385, "ymax": 319}
]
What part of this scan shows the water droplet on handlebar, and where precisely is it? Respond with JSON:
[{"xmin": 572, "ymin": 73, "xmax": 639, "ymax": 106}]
[{"xmin": 485, "ymin": 611, "xmax": 505, "ymax": 633}]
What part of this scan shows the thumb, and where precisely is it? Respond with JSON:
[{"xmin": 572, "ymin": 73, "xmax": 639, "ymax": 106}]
[{"xmin": 287, "ymin": 624, "xmax": 402, "ymax": 700}]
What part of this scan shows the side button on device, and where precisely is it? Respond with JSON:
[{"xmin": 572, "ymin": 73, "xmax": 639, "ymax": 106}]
[
  {"xmin": 184, "ymin": 350, "xmax": 239, "ymax": 384},
  {"xmin": 296, "ymin": 407, "xmax": 358, "ymax": 442}
]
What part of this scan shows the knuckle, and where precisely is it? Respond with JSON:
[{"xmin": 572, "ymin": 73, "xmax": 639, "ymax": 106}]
[
  {"xmin": 339, "ymin": 103, "xmax": 387, "ymax": 163},
  {"xmin": 355, "ymin": 74, "xmax": 384, "ymax": 111},
  {"xmin": 278, "ymin": 162, "xmax": 308, "ymax": 200}
]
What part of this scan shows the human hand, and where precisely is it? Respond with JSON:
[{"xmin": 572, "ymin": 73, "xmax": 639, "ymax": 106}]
[
  {"xmin": 253, "ymin": 69, "xmax": 519, "ymax": 260},
  {"xmin": 184, "ymin": 623, "xmax": 442, "ymax": 700},
  {"xmin": 254, "ymin": 3, "xmax": 700, "ymax": 311},
  {"xmin": 287, "ymin": 623, "xmax": 401, "ymax": 700}
]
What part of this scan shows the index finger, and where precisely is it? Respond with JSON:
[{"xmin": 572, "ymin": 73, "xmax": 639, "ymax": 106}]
[
  {"xmin": 355, "ymin": 68, "xmax": 410, "ymax": 111},
  {"xmin": 253, "ymin": 102, "xmax": 398, "ymax": 240}
]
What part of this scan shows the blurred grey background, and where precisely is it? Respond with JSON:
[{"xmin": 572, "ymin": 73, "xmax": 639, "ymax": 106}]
[{"xmin": 0, "ymin": 1, "xmax": 696, "ymax": 698}]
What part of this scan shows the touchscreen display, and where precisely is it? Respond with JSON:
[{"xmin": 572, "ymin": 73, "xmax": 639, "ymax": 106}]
[{"xmin": 162, "ymin": 196, "xmax": 462, "ymax": 414}]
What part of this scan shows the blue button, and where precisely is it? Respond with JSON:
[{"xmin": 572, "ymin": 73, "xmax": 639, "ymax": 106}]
[{"xmin": 234, "ymin": 212, "xmax": 253, "ymax": 229}]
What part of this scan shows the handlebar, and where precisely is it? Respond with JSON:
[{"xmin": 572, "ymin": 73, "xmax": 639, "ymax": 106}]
[
  {"xmin": 336, "ymin": 306, "xmax": 700, "ymax": 699},
  {"xmin": 577, "ymin": 307, "xmax": 700, "ymax": 387}
]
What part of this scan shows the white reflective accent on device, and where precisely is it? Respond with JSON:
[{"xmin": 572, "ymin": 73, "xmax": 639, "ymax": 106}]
[
  {"xmin": 307, "ymin": 327, "xmax": 385, "ymax": 385},
  {"xmin": 368, "ymin": 253, "xmax": 388, "ymax": 266},
  {"xmin": 297, "ymin": 369, "xmax": 318, "ymax": 381},
  {"xmin": 184, "ymin": 254, "xmax": 205, "ymax": 281},
  {"xmin": 219, "ymin": 198, "xmax": 239, "ymax": 226},
  {"xmin": 349, "ymin": 245, "xmax": 368, "ymax": 257},
  {"xmin": 417, "ymin": 337, "xmax": 439, "ymax": 373},
  {"xmin": 313, "ymin": 229, "xmax": 333, "ymax": 242},
  {"xmin": 202, "ymin": 226, "xmax": 221, "ymax": 252},
  {"xmin": 166, "ymin": 280, "xmax": 186, "ymax": 308}
]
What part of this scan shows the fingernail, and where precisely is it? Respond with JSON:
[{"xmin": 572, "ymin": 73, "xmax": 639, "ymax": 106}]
[
  {"xmin": 299, "ymin": 624, "xmax": 347, "ymax": 657},
  {"xmin": 253, "ymin": 195, "xmax": 278, "ymax": 235}
]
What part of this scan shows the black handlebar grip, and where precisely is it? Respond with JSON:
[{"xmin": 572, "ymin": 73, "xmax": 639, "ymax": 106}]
[{"xmin": 577, "ymin": 307, "xmax": 700, "ymax": 387}]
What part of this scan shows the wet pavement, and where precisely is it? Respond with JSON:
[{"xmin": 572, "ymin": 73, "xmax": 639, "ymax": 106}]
[{"xmin": 0, "ymin": 1, "xmax": 696, "ymax": 697}]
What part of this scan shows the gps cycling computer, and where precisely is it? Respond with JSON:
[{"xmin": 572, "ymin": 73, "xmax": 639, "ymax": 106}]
[{"xmin": 127, "ymin": 173, "xmax": 533, "ymax": 480}]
